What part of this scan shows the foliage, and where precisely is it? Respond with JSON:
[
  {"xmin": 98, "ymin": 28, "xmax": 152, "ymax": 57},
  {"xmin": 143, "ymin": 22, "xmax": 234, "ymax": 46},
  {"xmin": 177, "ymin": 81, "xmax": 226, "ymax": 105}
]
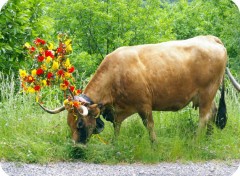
[
  {"xmin": 0, "ymin": 0, "xmax": 54, "ymax": 75},
  {"xmin": 1, "ymin": 0, "xmax": 239, "ymax": 79}
]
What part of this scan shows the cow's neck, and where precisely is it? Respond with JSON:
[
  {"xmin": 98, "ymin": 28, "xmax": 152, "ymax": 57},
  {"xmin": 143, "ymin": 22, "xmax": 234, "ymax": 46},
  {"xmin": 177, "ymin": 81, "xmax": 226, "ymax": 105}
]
[{"xmin": 83, "ymin": 70, "xmax": 112, "ymax": 105}]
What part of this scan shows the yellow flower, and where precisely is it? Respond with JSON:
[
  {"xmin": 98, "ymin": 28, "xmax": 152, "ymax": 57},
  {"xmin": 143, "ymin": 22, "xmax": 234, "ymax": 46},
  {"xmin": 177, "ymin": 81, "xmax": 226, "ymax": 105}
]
[
  {"xmin": 66, "ymin": 45, "xmax": 72, "ymax": 53},
  {"xmin": 27, "ymin": 87, "xmax": 35, "ymax": 93},
  {"xmin": 41, "ymin": 64, "xmax": 47, "ymax": 71},
  {"xmin": 64, "ymin": 72, "xmax": 71, "ymax": 78},
  {"xmin": 65, "ymin": 39, "xmax": 71, "ymax": 46},
  {"xmin": 42, "ymin": 80, "xmax": 47, "ymax": 86},
  {"xmin": 39, "ymin": 48, "xmax": 44, "ymax": 53},
  {"xmin": 46, "ymin": 56, "xmax": 52, "ymax": 63},
  {"xmin": 24, "ymin": 42, "xmax": 31, "ymax": 48},
  {"xmin": 52, "ymin": 61, "xmax": 59, "ymax": 70},
  {"xmin": 19, "ymin": 69, "xmax": 27, "ymax": 78},
  {"xmin": 64, "ymin": 58, "xmax": 71, "ymax": 68},
  {"xmin": 31, "ymin": 69, "xmax": 37, "ymax": 77},
  {"xmin": 63, "ymin": 99, "xmax": 69, "ymax": 105},
  {"xmin": 48, "ymin": 43, "xmax": 54, "ymax": 50},
  {"xmin": 65, "ymin": 40, "xmax": 72, "ymax": 53},
  {"xmin": 60, "ymin": 83, "xmax": 67, "ymax": 90}
]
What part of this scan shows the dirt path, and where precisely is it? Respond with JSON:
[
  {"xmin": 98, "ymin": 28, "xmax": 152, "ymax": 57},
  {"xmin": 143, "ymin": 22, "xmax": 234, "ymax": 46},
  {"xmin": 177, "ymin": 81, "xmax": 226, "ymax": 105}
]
[{"xmin": 1, "ymin": 160, "xmax": 239, "ymax": 176}]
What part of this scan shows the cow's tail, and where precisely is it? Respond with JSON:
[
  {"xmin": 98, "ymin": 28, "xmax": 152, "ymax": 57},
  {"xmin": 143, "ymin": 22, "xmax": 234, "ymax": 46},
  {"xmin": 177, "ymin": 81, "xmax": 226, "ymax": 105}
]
[{"xmin": 215, "ymin": 76, "xmax": 227, "ymax": 129}]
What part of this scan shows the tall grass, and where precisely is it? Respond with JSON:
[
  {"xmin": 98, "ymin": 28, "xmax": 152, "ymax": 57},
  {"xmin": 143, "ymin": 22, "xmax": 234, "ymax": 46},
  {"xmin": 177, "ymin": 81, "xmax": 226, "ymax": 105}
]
[{"xmin": 0, "ymin": 72, "xmax": 240, "ymax": 164}]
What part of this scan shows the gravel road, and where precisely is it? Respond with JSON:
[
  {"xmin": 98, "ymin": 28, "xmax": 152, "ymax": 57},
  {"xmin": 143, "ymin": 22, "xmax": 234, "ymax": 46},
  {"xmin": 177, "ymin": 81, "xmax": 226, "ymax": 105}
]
[{"xmin": 1, "ymin": 160, "xmax": 239, "ymax": 176}]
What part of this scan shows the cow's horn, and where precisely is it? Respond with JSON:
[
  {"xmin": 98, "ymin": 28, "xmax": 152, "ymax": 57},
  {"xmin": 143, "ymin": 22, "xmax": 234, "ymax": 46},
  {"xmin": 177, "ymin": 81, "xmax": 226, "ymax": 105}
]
[
  {"xmin": 38, "ymin": 103, "xmax": 65, "ymax": 114},
  {"xmin": 226, "ymin": 67, "xmax": 240, "ymax": 92},
  {"xmin": 79, "ymin": 105, "xmax": 88, "ymax": 116},
  {"xmin": 80, "ymin": 105, "xmax": 88, "ymax": 116}
]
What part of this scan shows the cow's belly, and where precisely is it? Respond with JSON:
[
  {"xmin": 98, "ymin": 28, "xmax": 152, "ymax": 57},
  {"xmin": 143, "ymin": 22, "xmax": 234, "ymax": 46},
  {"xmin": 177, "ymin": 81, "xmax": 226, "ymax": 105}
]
[{"xmin": 152, "ymin": 88, "xmax": 198, "ymax": 112}]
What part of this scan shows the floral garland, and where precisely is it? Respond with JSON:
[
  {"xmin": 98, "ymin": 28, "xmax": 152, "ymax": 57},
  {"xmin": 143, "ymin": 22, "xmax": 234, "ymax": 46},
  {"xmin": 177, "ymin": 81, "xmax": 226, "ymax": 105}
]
[{"xmin": 19, "ymin": 34, "xmax": 81, "ymax": 102}]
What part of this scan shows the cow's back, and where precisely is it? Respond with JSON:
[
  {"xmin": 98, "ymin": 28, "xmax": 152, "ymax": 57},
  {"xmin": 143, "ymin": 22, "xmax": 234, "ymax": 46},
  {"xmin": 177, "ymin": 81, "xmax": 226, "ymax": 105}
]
[{"xmin": 103, "ymin": 36, "xmax": 227, "ymax": 111}]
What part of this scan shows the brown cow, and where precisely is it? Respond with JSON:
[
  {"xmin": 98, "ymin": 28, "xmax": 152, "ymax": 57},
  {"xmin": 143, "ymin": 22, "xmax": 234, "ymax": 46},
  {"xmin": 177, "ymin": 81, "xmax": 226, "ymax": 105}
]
[{"xmin": 39, "ymin": 35, "xmax": 240, "ymax": 144}]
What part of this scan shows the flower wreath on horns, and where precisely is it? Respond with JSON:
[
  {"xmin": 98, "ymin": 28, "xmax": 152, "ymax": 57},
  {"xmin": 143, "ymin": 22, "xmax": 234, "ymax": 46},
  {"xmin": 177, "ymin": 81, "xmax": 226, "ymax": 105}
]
[{"xmin": 19, "ymin": 34, "xmax": 81, "ymax": 107}]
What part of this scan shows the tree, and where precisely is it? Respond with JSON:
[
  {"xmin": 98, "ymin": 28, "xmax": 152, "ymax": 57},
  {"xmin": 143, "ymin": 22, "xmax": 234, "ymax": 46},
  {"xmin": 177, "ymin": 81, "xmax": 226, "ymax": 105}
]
[{"xmin": 0, "ymin": 0, "xmax": 54, "ymax": 74}]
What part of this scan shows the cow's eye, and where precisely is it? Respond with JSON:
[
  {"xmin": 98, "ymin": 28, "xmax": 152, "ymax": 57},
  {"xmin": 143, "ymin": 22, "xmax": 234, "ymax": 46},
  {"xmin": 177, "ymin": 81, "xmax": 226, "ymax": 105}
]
[{"xmin": 77, "ymin": 119, "xmax": 84, "ymax": 129}]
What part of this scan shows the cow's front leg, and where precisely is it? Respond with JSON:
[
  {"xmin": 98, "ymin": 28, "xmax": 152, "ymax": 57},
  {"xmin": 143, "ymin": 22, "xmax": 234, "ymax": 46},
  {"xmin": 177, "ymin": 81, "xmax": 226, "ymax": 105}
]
[{"xmin": 138, "ymin": 110, "xmax": 156, "ymax": 142}]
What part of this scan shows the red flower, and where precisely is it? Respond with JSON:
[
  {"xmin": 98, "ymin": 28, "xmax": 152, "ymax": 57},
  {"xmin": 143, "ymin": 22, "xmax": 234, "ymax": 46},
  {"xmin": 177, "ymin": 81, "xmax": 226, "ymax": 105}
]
[
  {"xmin": 29, "ymin": 46, "xmax": 35, "ymax": 53},
  {"xmin": 37, "ymin": 55, "xmax": 44, "ymax": 62},
  {"xmin": 34, "ymin": 85, "xmax": 41, "ymax": 91},
  {"xmin": 45, "ymin": 50, "xmax": 54, "ymax": 58},
  {"xmin": 57, "ymin": 69, "xmax": 64, "ymax": 76},
  {"xmin": 57, "ymin": 47, "xmax": 63, "ymax": 53},
  {"xmin": 36, "ymin": 68, "xmax": 44, "ymax": 76},
  {"xmin": 47, "ymin": 72, "xmax": 53, "ymax": 79},
  {"xmin": 34, "ymin": 38, "xmax": 46, "ymax": 45},
  {"xmin": 69, "ymin": 85, "xmax": 75, "ymax": 92},
  {"xmin": 68, "ymin": 66, "xmax": 75, "ymax": 73}
]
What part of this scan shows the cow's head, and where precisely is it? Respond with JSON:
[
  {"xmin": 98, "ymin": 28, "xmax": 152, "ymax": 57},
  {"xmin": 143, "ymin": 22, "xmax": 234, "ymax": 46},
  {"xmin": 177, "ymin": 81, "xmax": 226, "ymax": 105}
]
[{"xmin": 39, "ymin": 98, "xmax": 104, "ymax": 144}]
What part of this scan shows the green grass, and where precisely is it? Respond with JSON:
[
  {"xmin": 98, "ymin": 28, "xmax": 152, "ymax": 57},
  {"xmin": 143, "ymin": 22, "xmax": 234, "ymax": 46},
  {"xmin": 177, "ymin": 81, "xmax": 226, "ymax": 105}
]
[{"xmin": 0, "ymin": 72, "xmax": 240, "ymax": 163}]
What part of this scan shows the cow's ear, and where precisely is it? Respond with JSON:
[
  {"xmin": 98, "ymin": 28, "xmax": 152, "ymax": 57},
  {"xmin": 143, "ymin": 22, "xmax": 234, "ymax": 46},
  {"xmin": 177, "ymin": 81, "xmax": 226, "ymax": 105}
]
[{"xmin": 88, "ymin": 104, "xmax": 100, "ymax": 118}]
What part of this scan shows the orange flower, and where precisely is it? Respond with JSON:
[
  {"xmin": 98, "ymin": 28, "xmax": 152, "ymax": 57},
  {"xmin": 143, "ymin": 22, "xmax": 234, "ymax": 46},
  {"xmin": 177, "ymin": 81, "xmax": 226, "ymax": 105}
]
[
  {"xmin": 75, "ymin": 89, "xmax": 82, "ymax": 95},
  {"xmin": 73, "ymin": 101, "xmax": 80, "ymax": 108},
  {"xmin": 25, "ymin": 75, "xmax": 34, "ymax": 83}
]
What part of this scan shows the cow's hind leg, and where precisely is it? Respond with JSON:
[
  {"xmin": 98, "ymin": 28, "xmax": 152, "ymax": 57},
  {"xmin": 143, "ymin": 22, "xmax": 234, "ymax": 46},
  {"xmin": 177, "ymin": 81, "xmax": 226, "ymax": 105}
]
[
  {"xmin": 138, "ymin": 110, "xmax": 156, "ymax": 142},
  {"xmin": 198, "ymin": 96, "xmax": 217, "ymax": 136},
  {"xmin": 206, "ymin": 102, "xmax": 217, "ymax": 135}
]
